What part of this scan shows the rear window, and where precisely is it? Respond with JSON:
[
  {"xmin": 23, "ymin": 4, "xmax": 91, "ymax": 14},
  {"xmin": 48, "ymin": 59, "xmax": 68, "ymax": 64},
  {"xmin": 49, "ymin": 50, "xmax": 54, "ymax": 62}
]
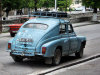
[{"xmin": 23, "ymin": 23, "xmax": 48, "ymax": 30}]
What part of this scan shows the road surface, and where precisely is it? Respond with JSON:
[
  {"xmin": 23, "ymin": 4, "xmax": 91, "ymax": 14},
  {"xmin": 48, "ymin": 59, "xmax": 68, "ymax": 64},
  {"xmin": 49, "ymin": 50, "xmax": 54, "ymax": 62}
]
[{"xmin": 0, "ymin": 23, "xmax": 100, "ymax": 75}]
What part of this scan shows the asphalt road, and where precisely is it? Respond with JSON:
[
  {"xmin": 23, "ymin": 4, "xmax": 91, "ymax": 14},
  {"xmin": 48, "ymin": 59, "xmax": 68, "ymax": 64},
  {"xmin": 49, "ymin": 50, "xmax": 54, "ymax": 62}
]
[{"xmin": 0, "ymin": 24, "xmax": 100, "ymax": 75}]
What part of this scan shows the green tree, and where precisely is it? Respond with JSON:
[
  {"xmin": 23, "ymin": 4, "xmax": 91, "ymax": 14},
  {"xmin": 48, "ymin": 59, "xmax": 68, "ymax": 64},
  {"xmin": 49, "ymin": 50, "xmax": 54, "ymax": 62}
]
[
  {"xmin": 42, "ymin": 0, "xmax": 54, "ymax": 8},
  {"xmin": 22, "ymin": 0, "xmax": 45, "ymax": 11},
  {"xmin": 82, "ymin": 0, "xmax": 100, "ymax": 21},
  {"xmin": 82, "ymin": 0, "xmax": 100, "ymax": 13},
  {"xmin": 2, "ymin": 0, "xmax": 45, "ymax": 16},
  {"xmin": 2, "ymin": 0, "xmax": 23, "ymax": 17},
  {"xmin": 58, "ymin": 0, "xmax": 73, "ymax": 12}
]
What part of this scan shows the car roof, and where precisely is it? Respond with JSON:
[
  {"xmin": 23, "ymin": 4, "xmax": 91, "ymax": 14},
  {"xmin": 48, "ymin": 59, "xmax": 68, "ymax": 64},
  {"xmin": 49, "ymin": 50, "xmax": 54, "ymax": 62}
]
[{"xmin": 26, "ymin": 17, "xmax": 69, "ymax": 26}]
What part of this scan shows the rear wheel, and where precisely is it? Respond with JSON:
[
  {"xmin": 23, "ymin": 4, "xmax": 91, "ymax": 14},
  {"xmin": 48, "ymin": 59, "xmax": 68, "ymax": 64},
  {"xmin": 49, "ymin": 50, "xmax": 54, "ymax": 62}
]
[
  {"xmin": 75, "ymin": 45, "xmax": 84, "ymax": 58},
  {"xmin": 52, "ymin": 49, "xmax": 61, "ymax": 65},
  {"xmin": 12, "ymin": 56, "xmax": 23, "ymax": 62}
]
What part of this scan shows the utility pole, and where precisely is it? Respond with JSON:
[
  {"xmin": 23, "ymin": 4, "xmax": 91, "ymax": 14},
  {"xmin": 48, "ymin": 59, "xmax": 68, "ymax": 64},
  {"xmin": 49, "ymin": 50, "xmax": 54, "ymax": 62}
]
[
  {"xmin": 55, "ymin": 0, "xmax": 57, "ymax": 11},
  {"xmin": 0, "ymin": 0, "xmax": 2, "ymax": 33}
]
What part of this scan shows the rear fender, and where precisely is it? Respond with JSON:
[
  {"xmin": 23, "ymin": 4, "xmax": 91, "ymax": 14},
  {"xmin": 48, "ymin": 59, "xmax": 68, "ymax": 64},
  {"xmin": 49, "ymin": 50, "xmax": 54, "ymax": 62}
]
[{"xmin": 41, "ymin": 39, "xmax": 63, "ymax": 57}]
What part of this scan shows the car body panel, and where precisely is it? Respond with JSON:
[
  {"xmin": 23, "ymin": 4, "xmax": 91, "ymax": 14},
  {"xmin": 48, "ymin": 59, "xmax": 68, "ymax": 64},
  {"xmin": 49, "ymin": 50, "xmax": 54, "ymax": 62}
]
[{"xmin": 7, "ymin": 17, "xmax": 86, "ymax": 59}]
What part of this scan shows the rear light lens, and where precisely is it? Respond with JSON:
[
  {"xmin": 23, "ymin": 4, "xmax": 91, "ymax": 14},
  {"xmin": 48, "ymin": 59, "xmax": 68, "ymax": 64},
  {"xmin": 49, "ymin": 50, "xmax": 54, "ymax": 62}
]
[
  {"xmin": 8, "ymin": 43, "xmax": 11, "ymax": 49},
  {"xmin": 42, "ymin": 47, "xmax": 46, "ymax": 54}
]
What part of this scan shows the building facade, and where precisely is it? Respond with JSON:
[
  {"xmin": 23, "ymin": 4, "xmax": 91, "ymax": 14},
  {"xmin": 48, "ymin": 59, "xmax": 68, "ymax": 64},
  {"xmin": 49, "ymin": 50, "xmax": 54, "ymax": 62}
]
[{"xmin": 71, "ymin": 0, "xmax": 82, "ymax": 8}]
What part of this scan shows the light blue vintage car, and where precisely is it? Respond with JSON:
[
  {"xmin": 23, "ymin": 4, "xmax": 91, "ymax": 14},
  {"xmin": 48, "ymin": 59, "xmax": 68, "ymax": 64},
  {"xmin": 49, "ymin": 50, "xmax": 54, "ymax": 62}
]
[{"xmin": 7, "ymin": 17, "xmax": 86, "ymax": 65}]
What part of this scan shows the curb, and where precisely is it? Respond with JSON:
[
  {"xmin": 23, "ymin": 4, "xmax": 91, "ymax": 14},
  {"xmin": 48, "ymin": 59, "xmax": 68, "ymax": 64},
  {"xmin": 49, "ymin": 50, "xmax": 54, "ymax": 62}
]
[
  {"xmin": 73, "ymin": 23, "xmax": 92, "ymax": 28},
  {"xmin": 73, "ymin": 21, "xmax": 100, "ymax": 28},
  {"xmin": 33, "ymin": 53, "xmax": 100, "ymax": 75}
]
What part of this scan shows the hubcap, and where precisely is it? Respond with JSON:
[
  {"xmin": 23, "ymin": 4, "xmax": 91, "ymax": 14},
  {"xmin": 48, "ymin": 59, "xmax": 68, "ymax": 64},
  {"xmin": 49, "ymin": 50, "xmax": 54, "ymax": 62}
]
[{"xmin": 55, "ymin": 50, "xmax": 61, "ymax": 64}]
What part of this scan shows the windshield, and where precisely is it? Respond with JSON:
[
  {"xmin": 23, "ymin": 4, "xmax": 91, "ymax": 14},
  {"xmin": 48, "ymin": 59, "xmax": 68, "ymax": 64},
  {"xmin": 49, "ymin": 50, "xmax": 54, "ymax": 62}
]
[{"xmin": 23, "ymin": 23, "xmax": 48, "ymax": 30}]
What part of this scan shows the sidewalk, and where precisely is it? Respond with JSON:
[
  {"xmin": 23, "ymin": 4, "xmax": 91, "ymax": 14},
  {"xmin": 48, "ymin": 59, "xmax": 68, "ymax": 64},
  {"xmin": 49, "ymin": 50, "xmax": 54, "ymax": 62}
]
[
  {"xmin": 47, "ymin": 57, "xmax": 100, "ymax": 75},
  {"xmin": 0, "ymin": 33, "xmax": 9, "ymax": 38},
  {"xmin": 72, "ymin": 21, "xmax": 94, "ymax": 27}
]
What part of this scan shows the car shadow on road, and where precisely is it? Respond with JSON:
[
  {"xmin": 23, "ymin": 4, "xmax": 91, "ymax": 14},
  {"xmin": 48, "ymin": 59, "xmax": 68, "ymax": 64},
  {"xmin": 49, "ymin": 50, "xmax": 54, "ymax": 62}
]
[
  {"xmin": 3, "ymin": 54, "xmax": 87, "ymax": 75},
  {"xmin": 8, "ymin": 55, "xmax": 87, "ymax": 68}
]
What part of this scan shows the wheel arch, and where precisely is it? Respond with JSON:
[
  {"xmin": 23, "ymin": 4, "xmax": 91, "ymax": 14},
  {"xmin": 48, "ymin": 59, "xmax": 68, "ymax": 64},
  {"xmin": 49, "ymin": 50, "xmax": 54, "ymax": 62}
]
[
  {"xmin": 81, "ymin": 41, "xmax": 86, "ymax": 48},
  {"xmin": 56, "ymin": 46, "xmax": 62, "ymax": 55}
]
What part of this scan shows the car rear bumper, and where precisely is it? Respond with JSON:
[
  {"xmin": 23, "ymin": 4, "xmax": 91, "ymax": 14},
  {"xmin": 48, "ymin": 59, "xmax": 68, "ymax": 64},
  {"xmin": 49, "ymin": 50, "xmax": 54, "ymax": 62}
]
[
  {"xmin": 8, "ymin": 49, "xmax": 43, "ymax": 57},
  {"xmin": 10, "ymin": 52, "xmax": 44, "ymax": 59}
]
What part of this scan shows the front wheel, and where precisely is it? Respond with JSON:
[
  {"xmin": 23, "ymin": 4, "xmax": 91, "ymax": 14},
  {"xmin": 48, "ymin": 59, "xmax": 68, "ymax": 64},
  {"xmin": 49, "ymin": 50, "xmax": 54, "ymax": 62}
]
[
  {"xmin": 75, "ymin": 45, "xmax": 84, "ymax": 58},
  {"xmin": 52, "ymin": 49, "xmax": 62, "ymax": 65}
]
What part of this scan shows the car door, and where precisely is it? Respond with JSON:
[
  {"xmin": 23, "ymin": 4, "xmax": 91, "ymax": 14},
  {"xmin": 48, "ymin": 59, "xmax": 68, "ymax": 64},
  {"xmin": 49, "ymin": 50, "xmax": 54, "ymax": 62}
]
[
  {"xmin": 68, "ymin": 24, "xmax": 78, "ymax": 54},
  {"xmin": 59, "ymin": 23, "xmax": 70, "ymax": 55}
]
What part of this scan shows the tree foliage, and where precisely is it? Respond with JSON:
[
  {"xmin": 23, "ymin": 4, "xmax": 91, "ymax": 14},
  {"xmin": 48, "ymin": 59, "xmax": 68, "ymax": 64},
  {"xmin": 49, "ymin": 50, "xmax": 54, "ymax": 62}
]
[
  {"xmin": 2, "ymin": 0, "xmax": 24, "ymax": 17},
  {"xmin": 42, "ymin": 0, "xmax": 55, "ymax": 8},
  {"xmin": 2, "ymin": 0, "xmax": 73, "ymax": 13},
  {"xmin": 82, "ymin": 0, "xmax": 100, "ymax": 21},
  {"xmin": 82, "ymin": 0, "xmax": 100, "ymax": 8},
  {"xmin": 82, "ymin": 0, "xmax": 100, "ymax": 13},
  {"xmin": 23, "ymin": 0, "xmax": 44, "ymax": 11},
  {"xmin": 58, "ymin": 0, "xmax": 73, "ymax": 11},
  {"xmin": 2, "ymin": 0, "xmax": 23, "ymax": 10}
]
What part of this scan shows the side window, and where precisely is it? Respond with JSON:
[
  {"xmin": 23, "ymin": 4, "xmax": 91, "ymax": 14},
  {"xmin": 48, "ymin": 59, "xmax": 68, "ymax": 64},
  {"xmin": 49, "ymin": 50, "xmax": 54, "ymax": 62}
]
[
  {"xmin": 60, "ymin": 24, "xmax": 66, "ymax": 34},
  {"xmin": 68, "ymin": 24, "xmax": 73, "ymax": 33}
]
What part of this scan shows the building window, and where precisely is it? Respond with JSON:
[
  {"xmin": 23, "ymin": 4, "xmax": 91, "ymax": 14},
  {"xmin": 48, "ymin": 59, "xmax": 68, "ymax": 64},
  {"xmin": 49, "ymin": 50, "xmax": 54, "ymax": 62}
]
[{"xmin": 75, "ymin": 0, "xmax": 80, "ymax": 4}]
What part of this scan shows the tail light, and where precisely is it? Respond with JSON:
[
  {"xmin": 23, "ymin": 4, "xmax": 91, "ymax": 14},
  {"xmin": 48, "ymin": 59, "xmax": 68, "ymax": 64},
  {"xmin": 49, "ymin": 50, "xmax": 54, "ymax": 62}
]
[
  {"xmin": 42, "ymin": 47, "xmax": 46, "ymax": 54},
  {"xmin": 8, "ymin": 43, "xmax": 11, "ymax": 49}
]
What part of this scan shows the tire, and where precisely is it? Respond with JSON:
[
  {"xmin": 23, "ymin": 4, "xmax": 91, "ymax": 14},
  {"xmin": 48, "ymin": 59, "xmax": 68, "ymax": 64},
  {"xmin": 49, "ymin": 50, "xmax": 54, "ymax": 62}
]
[
  {"xmin": 52, "ymin": 49, "xmax": 61, "ymax": 65},
  {"xmin": 10, "ymin": 33, "xmax": 15, "ymax": 37},
  {"xmin": 12, "ymin": 56, "xmax": 23, "ymax": 62},
  {"xmin": 75, "ymin": 45, "xmax": 84, "ymax": 58}
]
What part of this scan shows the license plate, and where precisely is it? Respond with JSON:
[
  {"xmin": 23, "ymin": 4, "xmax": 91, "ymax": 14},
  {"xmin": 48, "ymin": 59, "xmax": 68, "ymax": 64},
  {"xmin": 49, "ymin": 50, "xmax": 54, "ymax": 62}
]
[{"xmin": 12, "ymin": 31, "xmax": 17, "ymax": 33}]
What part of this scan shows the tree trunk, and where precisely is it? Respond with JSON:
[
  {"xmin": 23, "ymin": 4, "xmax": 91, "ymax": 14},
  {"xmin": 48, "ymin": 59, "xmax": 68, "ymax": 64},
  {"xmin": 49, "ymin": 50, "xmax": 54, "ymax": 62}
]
[
  {"xmin": 34, "ymin": 0, "xmax": 38, "ymax": 12},
  {"xmin": 65, "ymin": 0, "xmax": 67, "ymax": 13},
  {"xmin": 93, "ymin": 7, "xmax": 97, "ymax": 13},
  {"xmin": 28, "ymin": 8, "xmax": 31, "ymax": 17},
  {"xmin": 6, "ymin": 11, "xmax": 9, "ymax": 17},
  {"xmin": 92, "ymin": 7, "xmax": 97, "ymax": 21},
  {"xmin": 35, "ymin": 7, "xmax": 37, "ymax": 12}
]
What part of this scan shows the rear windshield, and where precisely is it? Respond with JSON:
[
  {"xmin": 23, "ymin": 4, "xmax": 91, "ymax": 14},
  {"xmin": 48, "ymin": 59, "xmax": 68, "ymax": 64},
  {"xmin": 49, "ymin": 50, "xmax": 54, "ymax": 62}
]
[{"xmin": 23, "ymin": 23, "xmax": 48, "ymax": 30}]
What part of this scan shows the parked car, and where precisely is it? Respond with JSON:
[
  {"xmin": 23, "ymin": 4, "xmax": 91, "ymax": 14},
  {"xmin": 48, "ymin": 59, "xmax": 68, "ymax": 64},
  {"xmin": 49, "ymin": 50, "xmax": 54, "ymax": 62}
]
[
  {"xmin": 86, "ymin": 8, "xmax": 93, "ymax": 11},
  {"xmin": 9, "ymin": 17, "xmax": 34, "ymax": 37},
  {"xmin": 7, "ymin": 17, "xmax": 86, "ymax": 65},
  {"xmin": 75, "ymin": 6, "xmax": 84, "ymax": 11}
]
